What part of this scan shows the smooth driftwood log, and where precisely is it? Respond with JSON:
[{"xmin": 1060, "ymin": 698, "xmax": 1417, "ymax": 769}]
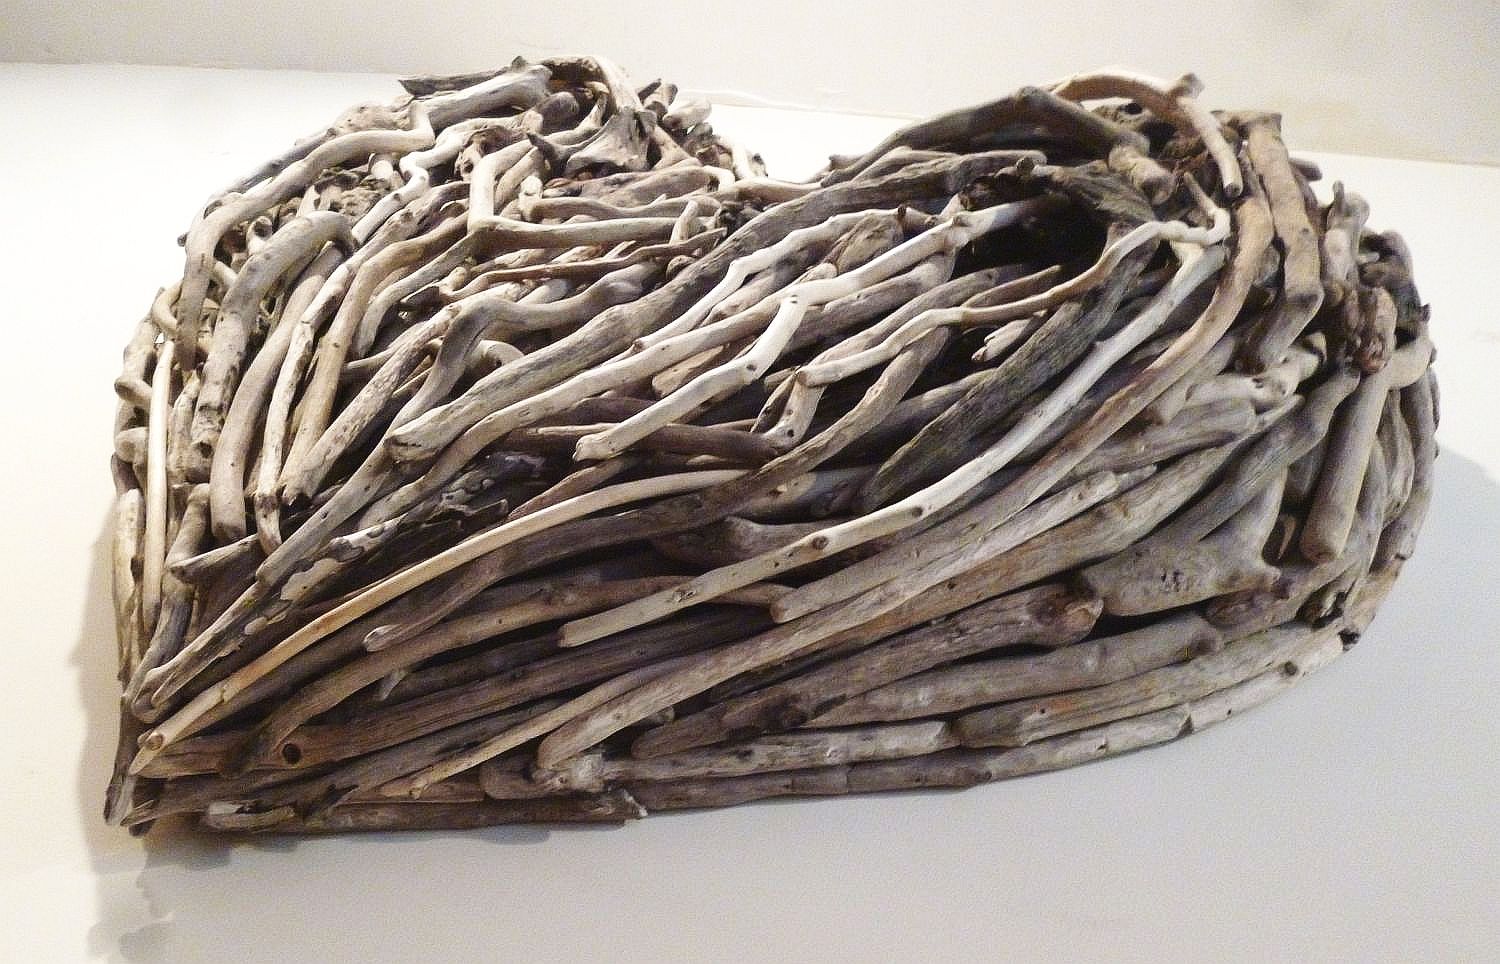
[{"xmin": 104, "ymin": 57, "xmax": 1436, "ymax": 835}]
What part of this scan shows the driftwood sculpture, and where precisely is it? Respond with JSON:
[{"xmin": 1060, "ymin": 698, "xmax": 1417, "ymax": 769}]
[{"xmin": 105, "ymin": 57, "xmax": 1436, "ymax": 834}]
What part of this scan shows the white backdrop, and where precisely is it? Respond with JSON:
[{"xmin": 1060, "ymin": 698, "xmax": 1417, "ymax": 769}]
[
  {"xmin": 2, "ymin": 0, "xmax": 1497, "ymax": 164},
  {"xmin": 1, "ymin": 45, "xmax": 1498, "ymax": 961}
]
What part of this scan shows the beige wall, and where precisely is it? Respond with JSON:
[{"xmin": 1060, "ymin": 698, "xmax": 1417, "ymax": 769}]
[{"xmin": 3, "ymin": 0, "xmax": 1495, "ymax": 164}]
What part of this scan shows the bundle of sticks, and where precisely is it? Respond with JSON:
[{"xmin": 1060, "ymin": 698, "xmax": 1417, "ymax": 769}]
[{"xmin": 105, "ymin": 57, "xmax": 1436, "ymax": 834}]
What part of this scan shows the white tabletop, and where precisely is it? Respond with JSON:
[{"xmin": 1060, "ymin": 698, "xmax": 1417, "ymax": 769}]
[{"xmin": 2, "ymin": 63, "xmax": 1496, "ymax": 962}]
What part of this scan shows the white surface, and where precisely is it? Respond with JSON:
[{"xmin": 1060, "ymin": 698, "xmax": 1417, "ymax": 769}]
[
  {"xmin": 4, "ymin": 2, "xmax": 1500, "ymax": 165},
  {"xmin": 1, "ymin": 63, "xmax": 1497, "ymax": 963}
]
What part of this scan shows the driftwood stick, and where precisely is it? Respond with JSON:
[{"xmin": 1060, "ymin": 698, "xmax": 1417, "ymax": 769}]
[
  {"xmin": 164, "ymin": 371, "xmax": 201, "ymax": 489},
  {"xmin": 506, "ymin": 456, "xmax": 640, "ymax": 520},
  {"xmin": 104, "ymin": 708, "xmax": 149, "ymax": 826},
  {"xmin": 812, "ymin": 611, "xmax": 1221, "ymax": 726},
  {"xmin": 450, "ymin": 229, "xmax": 723, "ymax": 292},
  {"xmin": 1301, "ymin": 335, "xmax": 1433, "ymax": 561},
  {"xmin": 625, "ymin": 768, "xmax": 852, "ymax": 810},
  {"xmin": 168, "ymin": 533, "xmax": 262, "ymax": 584},
  {"xmin": 540, "ymin": 720, "xmax": 958, "ymax": 795},
  {"xmin": 114, "ymin": 429, "xmax": 149, "ymax": 477},
  {"xmin": 736, "ymin": 467, "xmax": 872, "ymax": 520},
  {"xmin": 140, "ymin": 340, "xmax": 174, "ymax": 633},
  {"xmin": 1236, "ymin": 113, "xmax": 1325, "ymax": 372},
  {"xmin": 954, "ymin": 620, "xmax": 1343, "ymax": 747},
  {"xmin": 771, "ymin": 466, "xmax": 1148, "ymax": 625},
  {"xmin": 652, "ymin": 518, "xmax": 834, "ymax": 568},
  {"xmin": 1375, "ymin": 371, "xmax": 1437, "ymax": 568},
  {"xmin": 110, "ymin": 487, "xmax": 144, "ymax": 677},
  {"xmin": 384, "ymin": 658, "xmax": 694, "ymax": 798},
  {"xmin": 210, "ymin": 247, "xmax": 348, "ymax": 539},
  {"xmin": 1321, "ymin": 183, "xmax": 1370, "ymax": 304},
  {"xmin": 1302, "ymin": 442, "xmax": 1388, "ymax": 625},
  {"xmin": 204, "ymin": 794, "xmax": 644, "ymax": 833},
  {"xmin": 631, "ymin": 584, "xmax": 1100, "ymax": 758},
  {"xmin": 194, "ymin": 212, "xmax": 355, "ymax": 475},
  {"xmin": 126, "ymin": 485, "xmax": 212, "ymax": 705},
  {"xmin": 1219, "ymin": 435, "xmax": 1389, "ymax": 634},
  {"xmin": 376, "ymin": 604, "xmax": 753, "ymax": 711},
  {"xmin": 1047, "ymin": 70, "xmax": 1242, "ymax": 197},
  {"xmin": 1141, "ymin": 330, "xmax": 1239, "ymax": 425},
  {"xmin": 155, "ymin": 702, "xmax": 566, "ymax": 818},
  {"xmin": 1080, "ymin": 468, "xmax": 1285, "ymax": 616},
  {"xmin": 1068, "ymin": 396, "xmax": 1255, "ymax": 479},
  {"xmin": 623, "ymin": 708, "xmax": 1187, "ymax": 807},
  {"xmin": 1378, "ymin": 391, "xmax": 1415, "ymax": 519},
  {"xmin": 823, "ymin": 86, "xmax": 1143, "ymax": 185}
]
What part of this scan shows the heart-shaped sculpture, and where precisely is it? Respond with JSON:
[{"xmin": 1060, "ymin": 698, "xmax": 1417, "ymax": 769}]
[{"xmin": 105, "ymin": 57, "xmax": 1435, "ymax": 834}]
